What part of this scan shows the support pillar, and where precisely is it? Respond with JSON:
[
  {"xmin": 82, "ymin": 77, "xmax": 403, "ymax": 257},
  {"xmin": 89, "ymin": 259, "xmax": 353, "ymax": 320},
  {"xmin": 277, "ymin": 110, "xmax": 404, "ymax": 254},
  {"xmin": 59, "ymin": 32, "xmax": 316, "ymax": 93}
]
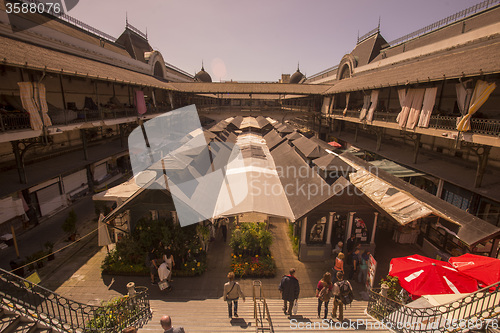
[
  {"xmin": 300, "ymin": 217, "xmax": 308, "ymax": 245},
  {"xmin": 490, "ymin": 238, "xmax": 500, "ymax": 258},
  {"xmin": 436, "ymin": 179, "xmax": 444, "ymax": 198},
  {"xmin": 58, "ymin": 74, "xmax": 67, "ymax": 124},
  {"xmin": 11, "ymin": 141, "xmax": 27, "ymax": 184},
  {"xmin": 326, "ymin": 212, "xmax": 334, "ymax": 245},
  {"xmin": 376, "ymin": 129, "xmax": 382, "ymax": 152},
  {"xmin": 474, "ymin": 146, "xmax": 491, "ymax": 188},
  {"xmin": 371, "ymin": 212, "xmax": 379, "ymax": 245},
  {"xmin": 346, "ymin": 212, "xmax": 355, "ymax": 243},
  {"xmin": 81, "ymin": 130, "xmax": 88, "ymax": 160},
  {"xmin": 413, "ymin": 134, "xmax": 421, "ymax": 164}
]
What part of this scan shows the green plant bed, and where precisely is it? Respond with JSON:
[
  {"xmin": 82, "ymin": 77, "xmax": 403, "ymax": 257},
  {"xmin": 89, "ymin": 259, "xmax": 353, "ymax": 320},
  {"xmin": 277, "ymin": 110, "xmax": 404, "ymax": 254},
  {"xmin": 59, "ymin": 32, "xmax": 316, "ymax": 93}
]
[
  {"xmin": 287, "ymin": 223, "xmax": 299, "ymax": 256},
  {"xmin": 101, "ymin": 218, "xmax": 208, "ymax": 277},
  {"xmin": 230, "ymin": 254, "xmax": 276, "ymax": 278}
]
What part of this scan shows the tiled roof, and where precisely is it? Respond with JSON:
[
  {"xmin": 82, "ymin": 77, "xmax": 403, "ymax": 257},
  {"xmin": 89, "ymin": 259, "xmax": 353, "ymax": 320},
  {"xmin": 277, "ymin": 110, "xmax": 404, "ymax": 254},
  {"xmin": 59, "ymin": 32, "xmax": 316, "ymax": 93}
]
[
  {"xmin": 0, "ymin": 35, "xmax": 178, "ymax": 89},
  {"xmin": 324, "ymin": 38, "xmax": 500, "ymax": 94}
]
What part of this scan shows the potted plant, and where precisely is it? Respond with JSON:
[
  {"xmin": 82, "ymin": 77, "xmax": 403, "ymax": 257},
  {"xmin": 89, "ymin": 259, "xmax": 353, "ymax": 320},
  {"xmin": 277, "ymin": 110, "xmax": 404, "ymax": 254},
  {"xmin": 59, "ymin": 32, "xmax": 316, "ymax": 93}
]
[
  {"xmin": 62, "ymin": 209, "xmax": 77, "ymax": 241},
  {"xmin": 44, "ymin": 241, "xmax": 55, "ymax": 261}
]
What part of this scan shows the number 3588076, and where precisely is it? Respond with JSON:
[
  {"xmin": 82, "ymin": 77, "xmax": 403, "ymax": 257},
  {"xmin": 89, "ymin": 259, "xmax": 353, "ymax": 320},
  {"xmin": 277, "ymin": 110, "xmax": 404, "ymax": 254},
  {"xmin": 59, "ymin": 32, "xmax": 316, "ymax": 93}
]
[{"xmin": 6, "ymin": 2, "xmax": 61, "ymax": 14}]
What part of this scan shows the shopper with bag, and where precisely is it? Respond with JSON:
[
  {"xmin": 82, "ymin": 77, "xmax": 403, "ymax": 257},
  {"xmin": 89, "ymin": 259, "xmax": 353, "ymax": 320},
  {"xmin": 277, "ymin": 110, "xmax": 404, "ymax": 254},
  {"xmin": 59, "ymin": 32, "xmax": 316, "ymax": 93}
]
[
  {"xmin": 278, "ymin": 268, "xmax": 300, "ymax": 316},
  {"xmin": 316, "ymin": 272, "xmax": 333, "ymax": 319},
  {"xmin": 331, "ymin": 272, "xmax": 353, "ymax": 321},
  {"xmin": 223, "ymin": 272, "xmax": 245, "ymax": 319}
]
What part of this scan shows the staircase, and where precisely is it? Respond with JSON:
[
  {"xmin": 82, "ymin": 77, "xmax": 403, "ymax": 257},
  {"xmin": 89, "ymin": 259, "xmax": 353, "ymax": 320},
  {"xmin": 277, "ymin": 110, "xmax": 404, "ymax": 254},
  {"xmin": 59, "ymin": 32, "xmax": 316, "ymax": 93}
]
[
  {"xmin": 367, "ymin": 281, "xmax": 500, "ymax": 333},
  {"xmin": 0, "ymin": 268, "xmax": 151, "ymax": 333},
  {"xmin": 140, "ymin": 298, "xmax": 387, "ymax": 332},
  {"xmin": 0, "ymin": 302, "xmax": 56, "ymax": 333}
]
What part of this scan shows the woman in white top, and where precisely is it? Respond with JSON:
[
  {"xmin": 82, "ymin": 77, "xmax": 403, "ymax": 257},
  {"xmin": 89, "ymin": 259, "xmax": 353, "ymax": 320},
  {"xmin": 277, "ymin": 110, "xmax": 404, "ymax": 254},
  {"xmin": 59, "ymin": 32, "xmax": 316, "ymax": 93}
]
[{"xmin": 163, "ymin": 248, "xmax": 175, "ymax": 281}]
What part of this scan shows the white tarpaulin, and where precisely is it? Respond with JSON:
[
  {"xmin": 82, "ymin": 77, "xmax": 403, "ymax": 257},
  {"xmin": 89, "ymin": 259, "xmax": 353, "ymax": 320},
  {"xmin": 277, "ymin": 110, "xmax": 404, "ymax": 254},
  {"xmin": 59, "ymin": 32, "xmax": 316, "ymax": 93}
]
[
  {"xmin": 98, "ymin": 213, "xmax": 112, "ymax": 246},
  {"xmin": 349, "ymin": 169, "xmax": 432, "ymax": 225}
]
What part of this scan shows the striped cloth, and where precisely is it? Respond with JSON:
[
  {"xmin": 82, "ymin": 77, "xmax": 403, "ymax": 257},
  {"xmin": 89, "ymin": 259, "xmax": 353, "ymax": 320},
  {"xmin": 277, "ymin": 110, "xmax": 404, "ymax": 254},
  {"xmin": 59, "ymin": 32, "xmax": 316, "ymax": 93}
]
[{"xmin": 17, "ymin": 82, "xmax": 52, "ymax": 130}]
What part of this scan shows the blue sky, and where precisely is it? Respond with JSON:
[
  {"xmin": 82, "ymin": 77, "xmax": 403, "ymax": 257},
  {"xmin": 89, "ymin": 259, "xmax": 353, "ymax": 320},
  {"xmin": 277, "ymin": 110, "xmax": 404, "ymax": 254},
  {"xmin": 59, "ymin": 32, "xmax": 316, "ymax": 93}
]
[{"xmin": 68, "ymin": 0, "xmax": 479, "ymax": 82}]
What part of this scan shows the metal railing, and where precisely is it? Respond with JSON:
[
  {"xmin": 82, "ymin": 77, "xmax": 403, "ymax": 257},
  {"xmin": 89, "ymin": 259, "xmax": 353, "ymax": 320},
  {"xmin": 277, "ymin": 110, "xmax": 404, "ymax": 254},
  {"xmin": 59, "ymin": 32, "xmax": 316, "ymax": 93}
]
[
  {"xmin": 0, "ymin": 268, "xmax": 151, "ymax": 332},
  {"xmin": 19, "ymin": 0, "xmax": 117, "ymax": 42},
  {"xmin": 328, "ymin": 109, "xmax": 500, "ymax": 137},
  {"xmin": 253, "ymin": 280, "xmax": 274, "ymax": 333},
  {"xmin": 358, "ymin": 27, "xmax": 380, "ymax": 44},
  {"xmin": 0, "ymin": 106, "xmax": 172, "ymax": 132},
  {"xmin": 367, "ymin": 281, "xmax": 500, "ymax": 332},
  {"xmin": 388, "ymin": 0, "xmax": 500, "ymax": 47},
  {"xmin": 126, "ymin": 22, "xmax": 147, "ymax": 40}
]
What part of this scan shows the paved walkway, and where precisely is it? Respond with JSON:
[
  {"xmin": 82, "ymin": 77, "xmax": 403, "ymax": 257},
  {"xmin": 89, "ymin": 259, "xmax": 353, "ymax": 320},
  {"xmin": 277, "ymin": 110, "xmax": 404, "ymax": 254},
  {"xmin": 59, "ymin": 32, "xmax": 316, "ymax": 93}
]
[{"xmin": 35, "ymin": 215, "xmax": 388, "ymax": 305}]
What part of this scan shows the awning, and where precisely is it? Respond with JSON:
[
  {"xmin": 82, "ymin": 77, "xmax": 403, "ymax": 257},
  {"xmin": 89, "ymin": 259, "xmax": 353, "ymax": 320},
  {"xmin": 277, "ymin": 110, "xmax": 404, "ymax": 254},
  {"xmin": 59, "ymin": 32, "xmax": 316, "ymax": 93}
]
[
  {"xmin": 369, "ymin": 159, "xmax": 425, "ymax": 178},
  {"xmin": 349, "ymin": 168, "xmax": 433, "ymax": 225}
]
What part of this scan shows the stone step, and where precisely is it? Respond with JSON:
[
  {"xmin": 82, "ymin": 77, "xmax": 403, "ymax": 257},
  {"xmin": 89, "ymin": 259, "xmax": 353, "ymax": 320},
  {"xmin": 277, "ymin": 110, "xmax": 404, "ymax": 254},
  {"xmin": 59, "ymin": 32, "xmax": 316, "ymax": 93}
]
[{"xmin": 140, "ymin": 297, "xmax": 390, "ymax": 332}]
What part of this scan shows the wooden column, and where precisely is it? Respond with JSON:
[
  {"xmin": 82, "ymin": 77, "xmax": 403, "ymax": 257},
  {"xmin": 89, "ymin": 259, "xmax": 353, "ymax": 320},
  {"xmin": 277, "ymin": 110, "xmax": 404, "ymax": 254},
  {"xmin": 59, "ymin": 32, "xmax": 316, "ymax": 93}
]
[
  {"xmin": 346, "ymin": 212, "xmax": 356, "ymax": 243},
  {"xmin": 301, "ymin": 217, "xmax": 308, "ymax": 245},
  {"xmin": 326, "ymin": 212, "xmax": 335, "ymax": 245},
  {"xmin": 371, "ymin": 212, "xmax": 379, "ymax": 245}
]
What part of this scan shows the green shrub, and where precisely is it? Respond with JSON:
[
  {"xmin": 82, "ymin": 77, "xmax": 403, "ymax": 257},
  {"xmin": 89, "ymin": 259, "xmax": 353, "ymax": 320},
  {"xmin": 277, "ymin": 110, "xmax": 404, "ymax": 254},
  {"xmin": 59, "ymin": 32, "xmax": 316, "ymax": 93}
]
[{"xmin": 287, "ymin": 223, "xmax": 299, "ymax": 256}]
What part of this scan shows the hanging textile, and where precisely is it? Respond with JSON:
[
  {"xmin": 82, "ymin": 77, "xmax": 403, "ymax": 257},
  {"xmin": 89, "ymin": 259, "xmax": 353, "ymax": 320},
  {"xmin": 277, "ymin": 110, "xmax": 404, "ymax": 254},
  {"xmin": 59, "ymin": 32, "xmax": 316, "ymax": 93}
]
[
  {"xmin": 359, "ymin": 94, "xmax": 371, "ymax": 121},
  {"xmin": 134, "ymin": 90, "xmax": 147, "ymax": 115},
  {"xmin": 321, "ymin": 96, "xmax": 331, "ymax": 114},
  {"xmin": 457, "ymin": 80, "xmax": 497, "ymax": 132},
  {"xmin": 329, "ymin": 95, "xmax": 335, "ymax": 114},
  {"xmin": 398, "ymin": 89, "xmax": 406, "ymax": 109},
  {"xmin": 455, "ymin": 80, "xmax": 474, "ymax": 127},
  {"xmin": 406, "ymin": 88, "xmax": 425, "ymax": 129},
  {"xmin": 417, "ymin": 87, "xmax": 438, "ymax": 128},
  {"xmin": 343, "ymin": 93, "xmax": 350, "ymax": 116},
  {"xmin": 366, "ymin": 90, "xmax": 379, "ymax": 122},
  {"xmin": 396, "ymin": 89, "xmax": 416, "ymax": 127},
  {"xmin": 18, "ymin": 82, "xmax": 52, "ymax": 130},
  {"xmin": 168, "ymin": 91, "xmax": 174, "ymax": 109}
]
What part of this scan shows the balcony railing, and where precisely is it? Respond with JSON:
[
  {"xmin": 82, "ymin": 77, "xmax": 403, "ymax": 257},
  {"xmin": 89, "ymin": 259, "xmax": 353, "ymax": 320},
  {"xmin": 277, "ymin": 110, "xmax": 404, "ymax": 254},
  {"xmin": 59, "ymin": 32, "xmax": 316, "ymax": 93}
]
[
  {"xmin": 329, "ymin": 109, "xmax": 500, "ymax": 137},
  {"xmin": 0, "ymin": 107, "xmax": 172, "ymax": 132},
  {"xmin": 367, "ymin": 281, "xmax": 500, "ymax": 332},
  {"xmin": 0, "ymin": 268, "xmax": 151, "ymax": 332}
]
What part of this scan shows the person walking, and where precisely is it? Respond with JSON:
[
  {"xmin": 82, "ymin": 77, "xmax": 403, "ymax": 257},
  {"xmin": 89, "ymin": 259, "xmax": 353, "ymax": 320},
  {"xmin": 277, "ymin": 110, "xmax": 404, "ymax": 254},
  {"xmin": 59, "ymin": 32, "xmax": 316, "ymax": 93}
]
[
  {"xmin": 333, "ymin": 252, "xmax": 344, "ymax": 280},
  {"xmin": 349, "ymin": 247, "xmax": 361, "ymax": 281},
  {"xmin": 358, "ymin": 250, "xmax": 370, "ymax": 284},
  {"xmin": 224, "ymin": 272, "xmax": 245, "ymax": 318},
  {"xmin": 278, "ymin": 268, "xmax": 300, "ymax": 316},
  {"xmin": 160, "ymin": 315, "xmax": 185, "ymax": 333},
  {"xmin": 332, "ymin": 272, "xmax": 353, "ymax": 322},
  {"xmin": 315, "ymin": 272, "xmax": 333, "ymax": 319}
]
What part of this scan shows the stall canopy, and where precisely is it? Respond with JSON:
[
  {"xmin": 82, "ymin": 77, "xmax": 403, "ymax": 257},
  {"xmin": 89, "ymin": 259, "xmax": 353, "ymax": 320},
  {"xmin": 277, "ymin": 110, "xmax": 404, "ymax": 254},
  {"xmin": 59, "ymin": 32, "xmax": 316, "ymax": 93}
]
[
  {"xmin": 342, "ymin": 152, "xmax": 500, "ymax": 247},
  {"xmin": 369, "ymin": 159, "xmax": 425, "ymax": 178},
  {"xmin": 349, "ymin": 168, "xmax": 433, "ymax": 225},
  {"xmin": 291, "ymin": 136, "xmax": 327, "ymax": 159}
]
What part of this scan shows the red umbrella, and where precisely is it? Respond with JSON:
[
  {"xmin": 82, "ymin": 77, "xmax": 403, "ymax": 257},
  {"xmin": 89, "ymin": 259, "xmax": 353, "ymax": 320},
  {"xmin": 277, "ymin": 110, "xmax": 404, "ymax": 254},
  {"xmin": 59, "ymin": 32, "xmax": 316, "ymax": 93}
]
[
  {"xmin": 328, "ymin": 141, "xmax": 342, "ymax": 148},
  {"xmin": 389, "ymin": 254, "xmax": 478, "ymax": 297},
  {"xmin": 449, "ymin": 253, "xmax": 500, "ymax": 288}
]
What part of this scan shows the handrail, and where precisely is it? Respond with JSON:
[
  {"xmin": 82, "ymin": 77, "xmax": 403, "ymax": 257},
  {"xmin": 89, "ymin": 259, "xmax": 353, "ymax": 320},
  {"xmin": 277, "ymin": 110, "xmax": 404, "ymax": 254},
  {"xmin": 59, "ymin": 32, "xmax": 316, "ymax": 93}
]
[
  {"xmin": 358, "ymin": 27, "xmax": 380, "ymax": 44},
  {"xmin": 327, "ymin": 109, "xmax": 500, "ymax": 137},
  {"xmin": 19, "ymin": 0, "xmax": 117, "ymax": 42},
  {"xmin": 252, "ymin": 280, "xmax": 274, "ymax": 333},
  {"xmin": 387, "ymin": 0, "xmax": 500, "ymax": 47},
  {"xmin": 367, "ymin": 280, "xmax": 500, "ymax": 332},
  {"xmin": 0, "ymin": 268, "xmax": 151, "ymax": 332}
]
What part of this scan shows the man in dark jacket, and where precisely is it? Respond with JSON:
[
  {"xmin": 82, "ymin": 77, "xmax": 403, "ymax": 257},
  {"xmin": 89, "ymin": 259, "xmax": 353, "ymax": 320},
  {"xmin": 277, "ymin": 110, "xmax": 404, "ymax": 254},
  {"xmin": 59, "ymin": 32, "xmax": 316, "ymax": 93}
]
[{"xmin": 278, "ymin": 268, "xmax": 300, "ymax": 316}]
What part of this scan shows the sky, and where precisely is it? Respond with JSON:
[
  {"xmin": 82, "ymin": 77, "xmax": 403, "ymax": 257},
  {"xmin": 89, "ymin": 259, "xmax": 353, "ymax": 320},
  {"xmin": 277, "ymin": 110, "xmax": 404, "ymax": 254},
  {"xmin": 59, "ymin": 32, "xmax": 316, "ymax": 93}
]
[{"xmin": 67, "ymin": 0, "xmax": 480, "ymax": 82}]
